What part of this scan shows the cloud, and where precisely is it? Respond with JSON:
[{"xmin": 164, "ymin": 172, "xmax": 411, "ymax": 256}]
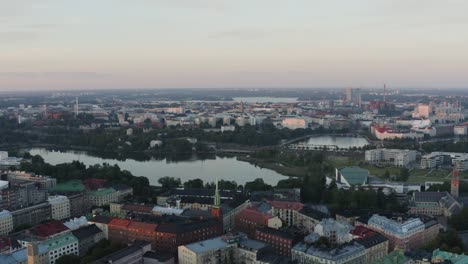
[
  {"xmin": 208, "ymin": 29, "xmax": 267, "ymax": 39},
  {"xmin": 0, "ymin": 72, "xmax": 111, "ymax": 79}
]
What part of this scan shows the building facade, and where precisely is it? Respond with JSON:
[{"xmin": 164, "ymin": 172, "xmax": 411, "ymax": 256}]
[
  {"xmin": 48, "ymin": 195, "xmax": 71, "ymax": 220},
  {"xmin": 0, "ymin": 210, "xmax": 13, "ymax": 235}
]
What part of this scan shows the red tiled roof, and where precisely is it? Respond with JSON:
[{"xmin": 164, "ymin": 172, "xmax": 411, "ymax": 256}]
[
  {"xmin": 352, "ymin": 226, "xmax": 376, "ymax": 239},
  {"xmin": 28, "ymin": 221, "xmax": 69, "ymax": 238},
  {"xmin": 236, "ymin": 207, "xmax": 272, "ymax": 225},
  {"xmin": 268, "ymin": 201, "xmax": 304, "ymax": 211},
  {"xmin": 108, "ymin": 218, "xmax": 131, "ymax": 228}
]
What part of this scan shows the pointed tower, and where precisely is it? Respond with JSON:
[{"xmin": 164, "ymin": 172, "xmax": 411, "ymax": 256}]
[
  {"xmin": 211, "ymin": 179, "xmax": 222, "ymax": 219},
  {"xmin": 451, "ymin": 169, "xmax": 459, "ymax": 198}
]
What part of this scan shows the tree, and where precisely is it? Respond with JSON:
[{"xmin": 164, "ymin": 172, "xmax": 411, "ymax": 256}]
[
  {"xmin": 56, "ymin": 254, "xmax": 80, "ymax": 264},
  {"xmin": 276, "ymin": 178, "xmax": 302, "ymax": 189},
  {"xmin": 383, "ymin": 170, "xmax": 390, "ymax": 179},
  {"xmin": 245, "ymin": 178, "xmax": 272, "ymax": 191},
  {"xmin": 397, "ymin": 168, "xmax": 410, "ymax": 181},
  {"xmin": 184, "ymin": 178, "xmax": 204, "ymax": 189},
  {"xmin": 158, "ymin": 176, "xmax": 181, "ymax": 190}
]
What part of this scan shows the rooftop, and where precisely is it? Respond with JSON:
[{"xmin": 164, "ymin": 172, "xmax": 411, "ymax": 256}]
[
  {"xmin": 88, "ymin": 188, "xmax": 116, "ymax": 196},
  {"xmin": 338, "ymin": 166, "xmax": 369, "ymax": 186},
  {"xmin": 27, "ymin": 221, "xmax": 69, "ymax": 238},
  {"xmin": 53, "ymin": 180, "xmax": 85, "ymax": 192},
  {"xmin": 184, "ymin": 236, "xmax": 231, "ymax": 254},
  {"xmin": 71, "ymin": 225, "xmax": 103, "ymax": 240},
  {"xmin": 293, "ymin": 241, "xmax": 365, "ymax": 261},
  {"xmin": 46, "ymin": 233, "xmax": 78, "ymax": 251}
]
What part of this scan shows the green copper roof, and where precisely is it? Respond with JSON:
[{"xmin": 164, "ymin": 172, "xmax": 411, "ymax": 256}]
[
  {"xmin": 339, "ymin": 166, "xmax": 369, "ymax": 186},
  {"xmin": 53, "ymin": 180, "xmax": 85, "ymax": 192},
  {"xmin": 46, "ymin": 233, "xmax": 78, "ymax": 251},
  {"xmin": 432, "ymin": 249, "xmax": 468, "ymax": 264},
  {"xmin": 372, "ymin": 250, "xmax": 409, "ymax": 264}
]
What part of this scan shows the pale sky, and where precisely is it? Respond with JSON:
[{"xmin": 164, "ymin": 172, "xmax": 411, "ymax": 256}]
[{"xmin": 1, "ymin": 0, "xmax": 467, "ymax": 91}]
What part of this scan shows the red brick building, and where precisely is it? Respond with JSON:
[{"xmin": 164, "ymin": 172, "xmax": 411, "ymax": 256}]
[
  {"xmin": 105, "ymin": 216, "xmax": 221, "ymax": 254},
  {"xmin": 235, "ymin": 207, "xmax": 280, "ymax": 237},
  {"xmin": 255, "ymin": 227, "xmax": 299, "ymax": 257}
]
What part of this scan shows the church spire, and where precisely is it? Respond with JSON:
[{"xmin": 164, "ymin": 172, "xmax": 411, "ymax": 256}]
[{"xmin": 214, "ymin": 178, "xmax": 220, "ymax": 207}]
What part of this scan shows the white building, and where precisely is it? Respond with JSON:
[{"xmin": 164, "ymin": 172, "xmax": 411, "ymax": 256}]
[
  {"xmin": 365, "ymin": 148, "xmax": 418, "ymax": 168},
  {"xmin": 221, "ymin": 125, "xmax": 235, "ymax": 133},
  {"xmin": 314, "ymin": 219, "xmax": 353, "ymax": 245},
  {"xmin": 0, "ymin": 210, "xmax": 13, "ymax": 236},
  {"xmin": 178, "ymin": 236, "xmax": 237, "ymax": 264},
  {"xmin": 178, "ymin": 234, "xmax": 269, "ymax": 264},
  {"xmin": 421, "ymin": 152, "xmax": 468, "ymax": 171},
  {"xmin": 46, "ymin": 233, "xmax": 79, "ymax": 264},
  {"xmin": 48, "ymin": 195, "xmax": 71, "ymax": 221},
  {"xmin": 454, "ymin": 125, "xmax": 468, "ymax": 136}
]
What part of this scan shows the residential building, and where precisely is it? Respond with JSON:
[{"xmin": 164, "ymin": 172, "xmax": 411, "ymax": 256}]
[
  {"xmin": 178, "ymin": 236, "xmax": 238, "ymax": 264},
  {"xmin": 314, "ymin": 218, "xmax": 353, "ymax": 245},
  {"xmin": 68, "ymin": 193, "xmax": 90, "ymax": 218},
  {"xmin": 87, "ymin": 188, "xmax": 119, "ymax": 206},
  {"xmin": 45, "ymin": 233, "xmax": 79, "ymax": 264},
  {"xmin": 292, "ymin": 241, "xmax": 366, "ymax": 264},
  {"xmin": 88, "ymin": 215, "xmax": 112, "ymax": 239},
  {"xmin": 296, "ymin": 206, "xmax": 329, "ymax": 233},
  {"xmin": 11, "ymin": 202, "xmax": 52, "ymax": 227},
  {"xmin": 178, "ymin": 233, "xmax": 273, "ymax": 264},
  {"xmin": 6, "ymin": 171, "xmax": 57, "ymax": 190},
  {"xmin": 365, "ymin": 148, "xmax": 418, "ymax": 168},
  {"xmin": 353, "ymin": 229, "xmax": 389, "ymax": 263},
  {"xmin": 48, "ymin": 195, "xmax": 71, "ymax": 220},
  {"xmin": 0, "ymin": 242, "xmax": 49, "ymax": 264},
  {"xmin": 235, "ymin": 205, "xmax": 282, "ymax": 237},
  {"xmin": 0, "ymin": 210, "xmax": 13, "ymax": 235},
  {"xmin": 255, "ymin": 227, "xmax": 299, "ymax": 257},
  {"xmin": 90, "ymin": 241, "xmax": 155, "ymax": 264},
  {"xmin": 359, "ymin": 214, "xmax": 440, "ymax": 251},
  {"xmin": 72, "ymin": 224, "xmax": 105, "ymax": 257},
  {"xmin": 269, "ymin": 200, "xmax": 304, "ymax": 226}
]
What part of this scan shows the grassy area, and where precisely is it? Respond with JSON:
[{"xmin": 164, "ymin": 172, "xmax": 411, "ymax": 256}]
[{"xmin": 327, "ymin": 156, "xmax": 452, "ymax": 183}]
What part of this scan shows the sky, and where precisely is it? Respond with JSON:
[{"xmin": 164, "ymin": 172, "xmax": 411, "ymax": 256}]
[{"xmin": 1, "ymin": 0, "xmax": 468, "ymax": 91}]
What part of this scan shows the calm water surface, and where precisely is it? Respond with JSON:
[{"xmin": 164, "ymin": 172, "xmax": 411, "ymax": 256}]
[{"xmin": 28, "ymin": 148, "xmax": 289, "ymax": 186}]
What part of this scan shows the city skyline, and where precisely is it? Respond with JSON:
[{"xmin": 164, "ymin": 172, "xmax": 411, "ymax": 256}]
[{"xmin": 1, "ymin": 0, "xmax": 468, "ymax": 91}]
